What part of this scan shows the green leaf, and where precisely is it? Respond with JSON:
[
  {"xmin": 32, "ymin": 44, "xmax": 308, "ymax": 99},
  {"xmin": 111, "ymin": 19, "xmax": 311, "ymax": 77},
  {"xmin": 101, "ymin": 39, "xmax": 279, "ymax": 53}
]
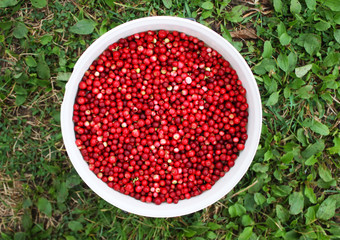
[
  {"xmin": 296, "ymin": 85, "xmax": 313, "ymax": 99},
  {"xmin": 37, "ymin": 197, "xmax": 52, "ymax": 217},
  {"xmin": 57, "ymin": 182, "xmax": 69, "ymax": 203},
  {"xmin": 334, "ymin": 29, "xmax": 340, "ymax": 44},
  {"xmin": 225, "ymin": 5, "xmax": 248, "ymax": 23},
  {"xmin": 277, "ymin": 53, "xmax": 289, "ymax": 72},
  {"xmin": 305, "ymin": 206, "xmax": 317, "ymax": 225},
  {"xmin": 37, "ymin": 53, "xmax": 51, "ymax": 79},
  {"xmin": 57, "ymin": 72, "xmax": 71, "ymax": 82},
  {"xmin": 290, "ymin": 0, "xmax": 301, "ymax": 14},
  {"xmin": 201, "ymin": 1, "xmax": 214, "ymax": 10},
  {"xmin": 229, "ymin": 203, "xmax": 246, "ymax": 217},
  {"xmin": 318, "ymin": 165, "xmax": 333, "ymax": 182},
  {"xmin": 279, "ymin": 33, "xmax": 292, "ymax": 46},
  {"xmin": 241, "ymin": 215, "xmax": 254, "ymax": 226},
  {"xmin": 273, "ymin": 0, "xmax": 283, "ymax": 13},
  {"xmin": 22, "ymin": 211, "xmax": 33, "ymax": 231},
  {"xmin": 207, "ymin": 222, "xmax": 221, "ymax": 230},
  {"xmin": 302, "ymin": 139, "xmax": 325, "ymax": 159},
  {"xmin": 328, "ymin": 135, "xmax": 340, "ymax": 156},
  {"xmin": 323, "ymin": 52, "xmax": 340, "ymax": 67},
  {"xmin": 14, "ymin": 232, "xmax": 25, "ymax": 240},
  {"xmin": 266, "ymin": 91, "xmax": 280, "ymax": 106},
  {"xmin": 70, "ymin": 19, "xmax": 96, "ymax": 35},
  {"xmin": 201, "ymin": 11, "xmax": 212, "ymax": 19},
  {"xmin": 303, "ymin": 34, "xmax": 321, "ymax": 56},
  {"xmin": 162, "ymin": 0, "xmax": 172, "ymax": 9},
  {"xmin": 25, "ymin": 56, "xmax": 37, "ymax": 67},
  {"xmin": 206, "ymin": 231, "xmax": 217, "ymax": 239},
  {"xmin": 310, "ymin": 121, "xmax": 329, "ymax": 136},
  {"xmin": 305, "ymin": 0, "xmax": 316, "ymax": 10},
  {"xmin": 319, "ymin": 0, "xmax": 340, "ymax": 11},
  {"xmin": 272, "ymin": 185, "xmax": 292, "ymax": 197},
  {"xmin": 287, "ymin": 52, "xmax": 297, "ymax": 72},
  {"xmin": 316, "ymin": 197, "xmax": 336, "ymax": 220},
  {"xmin": 262, "ymin": 41, "xmax": 272, "ymax": 58},
  {"xmin": 0, "ymin": 0, "xmax": 18, "ymax": 8},
  {"xmin": 68, "ymin": 221, "xmax": 83, "ymax": 232},
  {"xmin": 314, "ymin": 21, "xmax": 330, "ymax": 31},
  {"xmin": 304, "ymin": 187, "xmax": 317, "ymax": 204},
  {"xmin": 276, "ymin": 204, "xmax": 290, "ymax": 223},
  {"xmin": 31, "ymin": 0, "xmax": 47, "ymax": 8},
  {"xmin": 15, "ymin": 86, "xmax": 28, "ymax": 106},
  {"xmin": 239, "ymin": 227, "xmax": 253, "ymax": 240},
  {"xmin": 295, "ymin": 64, "xmax": 312, "ymax": 78},
  {"xmin": 13, "ymin": 22, "xmax": 28, "ymax": 39},
  {"xmin": 254, "ymin": 193, "xmax": 266, "ymax": 205},
  {"xmin": 289, "ymin": 192, "xmax": 304, "ymax": 215},
  {"xmin": 40, "ymin": 34, "xmax": 53, "ymax": 45}
]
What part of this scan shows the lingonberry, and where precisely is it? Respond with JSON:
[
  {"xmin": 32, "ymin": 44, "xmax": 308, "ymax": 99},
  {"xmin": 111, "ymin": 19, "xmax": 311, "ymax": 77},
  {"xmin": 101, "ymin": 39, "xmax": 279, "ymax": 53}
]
[{"xmin": 73, "ymin": 30, "xmax": 248, "ymax": 205}]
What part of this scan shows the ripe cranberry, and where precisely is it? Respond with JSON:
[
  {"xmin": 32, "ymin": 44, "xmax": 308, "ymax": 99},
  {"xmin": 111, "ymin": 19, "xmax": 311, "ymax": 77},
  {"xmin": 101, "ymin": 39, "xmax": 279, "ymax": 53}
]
[{"xmin": 73, "ymin": 30, "xmax": 249, "ymax": 205}]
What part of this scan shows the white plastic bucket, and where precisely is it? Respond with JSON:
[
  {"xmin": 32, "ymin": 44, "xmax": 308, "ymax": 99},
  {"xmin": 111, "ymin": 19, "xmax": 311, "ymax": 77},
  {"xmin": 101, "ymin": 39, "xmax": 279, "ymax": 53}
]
[{"xmin": 61, "ymin": 16, "xmax": 262, "ymax": 217}]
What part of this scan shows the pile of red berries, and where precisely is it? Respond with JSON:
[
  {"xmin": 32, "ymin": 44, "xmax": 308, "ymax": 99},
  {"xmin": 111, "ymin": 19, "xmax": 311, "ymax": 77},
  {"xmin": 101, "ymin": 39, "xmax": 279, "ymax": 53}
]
[{"xmin": 73, "ymin": 30, "xmax": 248, "ymax": 205}]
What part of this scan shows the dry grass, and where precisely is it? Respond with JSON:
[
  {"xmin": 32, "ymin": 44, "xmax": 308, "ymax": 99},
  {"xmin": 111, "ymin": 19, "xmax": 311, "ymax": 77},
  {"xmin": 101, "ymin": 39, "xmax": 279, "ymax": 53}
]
[{"xmin": 0, "ymin": 174, "xmax": 24, "ymax": 232}]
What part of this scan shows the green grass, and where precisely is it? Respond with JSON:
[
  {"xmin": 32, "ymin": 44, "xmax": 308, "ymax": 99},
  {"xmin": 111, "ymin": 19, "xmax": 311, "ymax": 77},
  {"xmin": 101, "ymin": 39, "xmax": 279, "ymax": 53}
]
[{"xmin": 0, "ymin": 0, "xmax": 339, "ymax": 239}]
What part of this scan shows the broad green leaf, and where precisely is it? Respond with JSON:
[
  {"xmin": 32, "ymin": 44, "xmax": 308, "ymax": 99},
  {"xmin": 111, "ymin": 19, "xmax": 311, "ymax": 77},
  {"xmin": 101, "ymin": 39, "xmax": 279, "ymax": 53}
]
[
  {"xmin": 310, "ymin": 121, "xmax": 329, "ymax": 135},
  {"xmin": 162, "ymin": 0, "xmax": 172, "ymax": 9},
  {"xmin": 289, "ymin": 192, "xmax": 304, "ymax": 215},
  {"xmin": 0, "ymin": 0, "xmax": 18, "ymax": 8},
  {"xmin": 334, "ymin": 29, "xmax": 340, "ymax": 44},
  {"xmin": 304, "ymin": 186, "xmax": 317, "ymax": 203},
  {"xmin": 68, "ymin": 221, "xmax": 83, "ymax": 232},
  {"xmin": 25, "ymin": 56, "xmax": 37, "ymax": 67},
  {"xmin": 239, "ymin": 227, "xmax": 253, "ymax": 240},
  {"xmin": 254, "ymin": 193, "xmax": 266, "ymax": 205},
  {"xmin": 314, "ymin": 21, "xmax": 330, "ymax": 31},
  {"xmin": 266, "ymin": 91, "xmax": 279, "ymax": 106},
  {"xmin": 305, "ymin": 0, "xmax": 316, "ymax": 10},
  {"xmin": 290, "ymin": 0, "xmax": 301, "ymax": 14},
  {"xmin": 57, "ymin": 72, "xmax": 71, "ymax": 82},
  {"xmin": 206, "ymin": 231, "xmax": 217, "ymax": 239},
  {"xmin": 15, "ymin": 86, "xmax": 27, "ymax": 106},
  {"xmin": 241, "ymin": 215, "xmax": 254, "ymax": 226},
  {"xmin": 40, "ymin": 34, "xmax": 53, "ymax": 45},
  {"xmin": 229, "ymin": 203, "xmax": 246, "ymax": 217},
  {"xmin": 318, "ymin": 165, "xmax": 333, "ymax": 182},
  {"xmin": 252, "ymin": 163, "xmax": 269, "ymax": 173},
  {"xmin": 14, "ymin": 232, "xmax": 25, "ymax": 240},
  {"xmin": 296, "ymin": 85, "xmax": 313, "ymax": 99},
  {"xmin": 281, "ymin": 152, "xmax": 294, "ymax": 164},
  {"xmin": 37, "ymin": 53, "xmax": 51, "ymax": 79},
  {"xmin": 277, "ymin": 22, "xmax": 286, "ymax": 37},
  {"xmin": 57, "ymin": 182, "xmax": 69, "ymax": 203},
  {"xmin": 318, "ymin": 0, "xmax": 340, "ymax": 11},
  {"xmin": 262, "ymin": 41, "xmax": 272, "ymax": 58},
  {"xmin": 272, "ymin": 185, "xmax": 292, "ymax": 197},
  {"xmin": 288, "ymin": 52, "xmax": 297, "ymax": 72},
  {"xmin": 276, "ymin": 204, "xmax": 290, "ymax": 222},
  {"xmin": 277, "ymin": 53, "xmax": 289, "ymax": 72},
  {"xmin": 323, "ymin": 52, "xmax": 340, "ymax": 67},
  {"xmin": 201, "ymin": 1, "xmax": 214, "ymax": 10},
  {"xmin": 316, "ymin": 197, "xmax": 336, "ymax": 220},
  {"xmin": 302, "ymin": 139, "xmax": 325, "ymax": 159},
  {"xmin": 328, "ymin": 135, "xmax": 340, "ymax": 156},
  {"xmin": 305, "ymin": 155, "xmax": 318, "ymax": 165},
  {"xmin": 201, "ymin": 11, "xmax": 212, "ymax": 19},
  {"xmin": 31, "ymin": 0, "xmax": 47, "ymax": 8},
  {"xmin": 207, "ymin": 222, "xmax": 221, "ymax": 230},
  {"xmin": 303, "ymin": 34, "xmax": 321, "ymax": 56},
  {"xmin": 273, "ymin": 0, "xmax": 283, "ymax": 13},
  {"xmin": 225, "ymin": 5, "xmax": 248, "ymax": 23},
  {"xmin": 295, "ymin": 64, "xmax": 312, "ymax": 78},
  {"xmin": 13, "ymin": 22, "xmax": 28, "ymax": 39},
  {"xmin": 70, "ymin": 19, "xmax": 96, "ymax": 35},
  {"xmin": 305, "ymin": 206, "xmax": 317, "ymax": 224},
  {"xmin": 37, "ymin": 197, "xmax": 52, "ymax": 217},
  {"xmin": 22, "ymin": 211, "xmax": 32, "ymax": 231},
  {"xmin": 279, "ymin": 33, "xmax": 292, "ymax": 46}
]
